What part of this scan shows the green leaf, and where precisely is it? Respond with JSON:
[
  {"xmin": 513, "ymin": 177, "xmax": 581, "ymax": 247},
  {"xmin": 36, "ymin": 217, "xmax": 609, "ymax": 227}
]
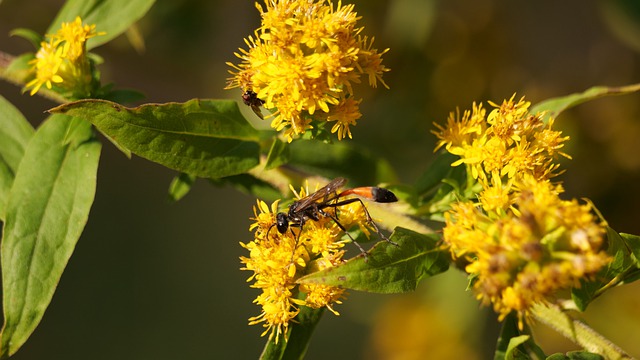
[
  {"xmin": 495, "ymin": 312, "xmax": 546, "ymax": 360},
  {"xmin": 0, "ymin": 162, "xmax": 11, "ymax": 219},
  {"xmin": 47, "ymin": 0, "xmax": 156, "ymax": 49},
  {"xmin": 2, "ymin": 53, "xmax": 34, "ymax": 85},
  {"xmin": 9, "ymin": 28, "xmax": 42, "ymax": 49},
  {"xmin": 265, "ymin": 138, "xmax": 289, "ymax": 170},
  {"xmin": 411, "ymin": 151, "xmax": 469, "ymax": 218},
  {"xmin": 546, "ymin": 354, "xmax": 569, "ymax": 360},
  {"xmin": 288, "ymin": 139, "xmax": 397, "ymax": 185},
  {"xmin": 98, "ymin": 85, "xmax": 146, "ymax": 104},
  {"xmin": 260, "ymin": 306, "xmax": 324, "ymax": 360},
  {"xmin": 566, "ymin": 351, "xmax": 604, "ymax": 360},
  {"xmin": 546, "ymin": 352, "xmax": 604, "ymax": 360},
  {"xmin": 621, "ymin": 268, "xmax": 640, "ymax": 284},
  {"xmin": 0, "ymin": 115, "xmax": 101, "ymax": 357},
  {"xmin": 531, "ymin": 84, "xmax": 640, "ymax": 122},
  {"xmin": 604, "ymin": 227, "xmax": 635, "ymax": 274},
  {"xmin": 0, "ymin": 95, "xmax": 35, "ymax": 220},
  {"xmin": 505, "ymin": 336, "xmax": 532, "ymax": 360},
  {"xmin": 414, "ymin": 151, "xmax": 458, "ymax": 196},
  {"xmin": 495, "ymin": 313, "xmax": 523, "ymax": 360},
  {"xmin": 210, "ymin": 174, "xmax": 282, "ymax": 203},
  {"xmin": 167, "ymin": 172, "xmax": 196, "ymax": 202},
  {"xmin": 620, "ymin": 233, "xmax": 640, "ymax": 267},
  {"xmin": 571, "ymin": 280, "xmax": 600, "ymax": 313},
  {"xmin": 49, "ymin": 99, "xmax": 261, "ymax": 178},
  {"xmin": 297, "ymin": 227, "xmax": 450, "ymax": 293}
]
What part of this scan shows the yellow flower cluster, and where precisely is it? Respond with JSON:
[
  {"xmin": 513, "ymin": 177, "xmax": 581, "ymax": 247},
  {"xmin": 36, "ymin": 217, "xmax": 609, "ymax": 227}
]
[
  {"xmin": 433, "ymin": 95, "xmax": 571, "ymax": 187},
  {"xmin": 26, "ymin": 17, "xmax": 104, "ymax": 97},
  {"xmin": 434, "ymin": 96, "xmax": 610, "ymax": 328},
  {"xmin": 226, "ymin": 0, "xmax": 390, "ymax": 142},
  {"xmin": 240, "ymin": 183, "xmax": 371, "ymax": 343}
]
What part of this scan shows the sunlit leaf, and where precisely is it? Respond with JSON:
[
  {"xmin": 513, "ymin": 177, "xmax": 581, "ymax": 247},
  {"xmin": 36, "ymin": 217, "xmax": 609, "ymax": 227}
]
[
  {"xmin": 9, "ymin": 28, "xmax": 42, "ymax": 49},
  {"xmin": 298, "ymin": 227, "xmax": 450, "ymax": 293},
  {"xmin": 48, "ymin": 0, "xmax": 156, "ymax": 49},
  {"xmin": 0, "ymin": 95, "xmax": 34, "ymax": 220},
  {"xmin": 49, "ymin": 99, "xmax": 261, "ymax": 178},
  {"xmin": 0, "ymin": 115, "xmax": 100, "ymax": 357},
  {"xmin": 531, "ymin": 84, "xmax": 640, "ymax": 122},
  {"xmin": 2, "ymin": 53, "xmax": 34, "ymax": 85}
]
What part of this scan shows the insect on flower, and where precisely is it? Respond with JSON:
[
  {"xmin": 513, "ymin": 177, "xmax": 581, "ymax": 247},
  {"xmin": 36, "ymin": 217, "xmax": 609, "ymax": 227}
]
[
  {"xmin": 242, "ymin": 89, "xmax": 265, "ymax": 120},
  {"xmin": 270, "ymin": 177, "xmax": 398, "ymax": 255}
]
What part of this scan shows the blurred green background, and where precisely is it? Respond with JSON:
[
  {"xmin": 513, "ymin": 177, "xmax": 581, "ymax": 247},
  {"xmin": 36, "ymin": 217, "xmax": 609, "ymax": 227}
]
[{"xmin": 2, "ymin": 0, "xmax": 640, "ymax": 359}]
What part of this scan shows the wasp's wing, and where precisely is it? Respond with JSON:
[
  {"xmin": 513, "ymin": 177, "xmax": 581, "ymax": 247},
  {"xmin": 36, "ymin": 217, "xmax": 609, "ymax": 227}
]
[{"xmin": 290, "ymin": 177, "xmax": 347, "ymax": 212}]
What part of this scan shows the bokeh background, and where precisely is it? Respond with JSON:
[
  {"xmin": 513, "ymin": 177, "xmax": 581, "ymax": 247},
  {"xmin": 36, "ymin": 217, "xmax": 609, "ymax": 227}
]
[{"xmin": 2, "ymin": 0, "xmax": 640, "ymax": 359}]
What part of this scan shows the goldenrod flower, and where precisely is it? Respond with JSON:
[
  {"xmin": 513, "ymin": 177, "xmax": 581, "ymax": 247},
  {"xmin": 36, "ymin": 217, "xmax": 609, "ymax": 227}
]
[
  {"xmin": 25, "ymin": 41, "xmax": 64, "ymax": 95},
  {"xmin": 435, "ymin": 96, "xmax": 610, "ymax": 329},
  {"xmin": 444, "ymin": 175, "xmax": 610, "ymax": 328},
  {"xmin": 25, "ymin": 16, "xmax": 104, "ymax": 97},
  {"xmin": 53, "ymin": 17, "xmax": 103, "ymax": 61},
  {"xmin": 432, "ymin": 95, "xmax": 570, "ymax": 188},
  {"xmin": 432, "ymin": 102, "xmax": 485, "ymax": 152},
  {"xmin": 240, "ymin": 182, "xmax": 373, "ymax": 342},
  {"xmin": 226, "ymin": 0, "xmax": 390, "ymax": 142}
]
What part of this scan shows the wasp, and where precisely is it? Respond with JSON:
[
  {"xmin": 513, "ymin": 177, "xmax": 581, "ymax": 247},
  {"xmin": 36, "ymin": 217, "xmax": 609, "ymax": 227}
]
[{"xmin": 270, "ymin": 177, "xmax": 398, "ymax": 255}]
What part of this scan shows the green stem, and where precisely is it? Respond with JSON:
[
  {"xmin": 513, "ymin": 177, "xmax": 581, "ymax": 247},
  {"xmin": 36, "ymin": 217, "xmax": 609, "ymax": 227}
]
[{"xmin": 531, "ymin": 302, "xmax": 633, "ymax": 360}]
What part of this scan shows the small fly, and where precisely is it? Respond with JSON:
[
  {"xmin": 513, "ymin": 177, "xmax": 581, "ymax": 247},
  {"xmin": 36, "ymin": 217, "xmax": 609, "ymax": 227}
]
[
  {"xmin": 242, "ymin": 89, "xmax": 265, "ymax": 120},
  {"xmin": 270, "ymin": 177, "xmax": 398, "ymax": 256}
]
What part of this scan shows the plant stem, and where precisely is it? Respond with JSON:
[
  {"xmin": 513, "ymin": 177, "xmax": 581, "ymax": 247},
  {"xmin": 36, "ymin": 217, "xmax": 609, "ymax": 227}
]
[{"xmin": 531, "ymin": 302, "xmax": 633, "ymax": 360}]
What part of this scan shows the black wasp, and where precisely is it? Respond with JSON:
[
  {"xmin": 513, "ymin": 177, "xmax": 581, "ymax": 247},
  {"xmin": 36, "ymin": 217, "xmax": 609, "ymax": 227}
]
[{"xmin": 270, "ymin": 177, "xmax": 398, "ymax": 255}]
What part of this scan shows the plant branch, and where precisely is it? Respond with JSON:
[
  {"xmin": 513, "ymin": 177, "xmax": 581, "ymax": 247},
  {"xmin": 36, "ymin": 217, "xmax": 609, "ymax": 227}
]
[{"xmin": 531, "ymin": 302, "xmax": 633, "ymax": 360}]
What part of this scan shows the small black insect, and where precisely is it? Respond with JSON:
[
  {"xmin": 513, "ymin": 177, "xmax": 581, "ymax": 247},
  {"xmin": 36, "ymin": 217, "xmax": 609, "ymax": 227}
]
[{"xmin": 242, "ymin": 89, "xmax": 265, "ymax": 120}]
